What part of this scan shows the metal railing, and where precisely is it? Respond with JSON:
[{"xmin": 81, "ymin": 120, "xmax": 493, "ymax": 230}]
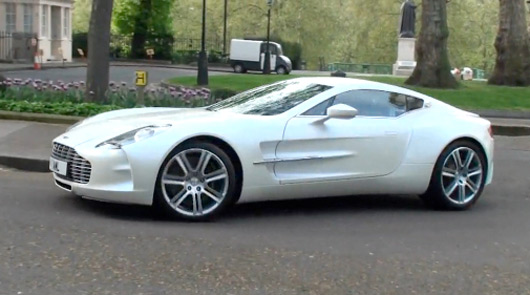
[
  {"xmin": 173, "ymin": 38, "xmax": 222, "ymax": 52},
  {"xmin": 0, "ymin": 31, "xmax": 14, "ymax": 61},
  {"xmin": 0, "ymin": 31, "xmax": 37, "ymax": 63},
  {"xmin": 328, "ymin": 62, "xmax": 393, "ymax": 75}
]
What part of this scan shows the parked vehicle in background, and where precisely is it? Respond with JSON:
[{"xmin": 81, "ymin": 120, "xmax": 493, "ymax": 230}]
[{"xmin": 229, "ymin": 39, "xmax": 292, "ymax": 74}]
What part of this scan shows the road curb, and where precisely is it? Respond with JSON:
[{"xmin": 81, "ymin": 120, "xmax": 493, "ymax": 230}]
[
  {"xmin": 0, "ymin": 111, "xmax": 82, "ymax": 125},
  {"xmin": 0, "ymin": 155, "xmax": 49, "ymax": 172},
  {"xmin": 492, "ymin": 125, "xmax": 530, "ymax": 136},
  {"xmin": 471, "ymin": 109, "xmax": 530, "ymax": 120}
]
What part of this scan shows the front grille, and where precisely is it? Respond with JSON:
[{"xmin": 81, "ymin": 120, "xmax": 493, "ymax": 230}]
[{"xmin": 52, "ymin": 143, "xmax": 92, "ymax": 184}]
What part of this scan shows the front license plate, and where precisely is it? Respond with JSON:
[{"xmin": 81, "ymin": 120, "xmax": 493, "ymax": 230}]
[{"xmin": 49, "ymin": 158, "xmax": 67, "ymax": 176}]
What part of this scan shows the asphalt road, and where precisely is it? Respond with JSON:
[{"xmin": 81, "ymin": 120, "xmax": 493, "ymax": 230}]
[
  {"xmin": 1, "ymin": 66, "xmax": 200, "ymax": 85},
  {"xmin": 1, "ymin": 136, "xmax": 530, "ymax": 295}
]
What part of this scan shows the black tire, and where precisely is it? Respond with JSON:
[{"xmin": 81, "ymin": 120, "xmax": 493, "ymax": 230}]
[
  {"xmin": 233, "ymin": 63, "xmax": 245, "ymax": 73},
  {"xmin": 421, "ymin": 140, "xmax": 487, "ymax": 210},
  {"xmin": 153, "ymin": 142, "xmax": 239, "ymax": 221},
  {"xmin": 276, "ymin": 66, "xmax": 288, "ymax": 75}
]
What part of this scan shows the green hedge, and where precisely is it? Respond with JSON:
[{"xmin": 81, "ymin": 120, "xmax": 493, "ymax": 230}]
[{"xmin": 0, "ymin": 99, "xmax": 122, "ymax": 117}]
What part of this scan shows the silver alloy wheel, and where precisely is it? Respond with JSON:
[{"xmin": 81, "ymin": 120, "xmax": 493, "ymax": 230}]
[
  {"xmin": 161, "ymin": 148, "xmax": 229, "ymax": 217},
  {"xmin": 441, "ymin": 147, "xmax": 483, "ymax": 205},
  {"xmin": 277, "ymin": 66, "xmax": 286, "ymax": 75}
]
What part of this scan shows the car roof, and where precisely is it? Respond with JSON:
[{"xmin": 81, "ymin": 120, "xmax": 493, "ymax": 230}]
[{"xmin": 289, "ymin": 77, "xmax": 436, "ymax": 103}]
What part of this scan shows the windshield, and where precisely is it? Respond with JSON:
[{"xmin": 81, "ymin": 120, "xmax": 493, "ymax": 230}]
[
  {"xmin": 276, "ymin": 45, "xmax": 284, "ymax": 56},
  {"xmin": 207, "ymin": 80, "xmax": 332, "ymax": 115}
]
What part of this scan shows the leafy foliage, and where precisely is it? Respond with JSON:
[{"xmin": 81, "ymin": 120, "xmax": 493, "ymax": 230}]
[
  {"xmin": 73, "ymin": 0, "xmax": 501, "ymax": 71},
  {"xmin": 113, "ymin": 0, "xmax": 175, "ymax": 59},
  {"xmin": 0, "ymin": 100, "xmax": 122, "ymax": 117}
]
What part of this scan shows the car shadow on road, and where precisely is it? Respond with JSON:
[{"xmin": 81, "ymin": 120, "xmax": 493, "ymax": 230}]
[
  {"xmin": 65, "ymin": 194, "xmax": 428, "ymax": 222},
  {"xmin": 224, "ymin": 195, "xmax": 426, "ymax": 220}
]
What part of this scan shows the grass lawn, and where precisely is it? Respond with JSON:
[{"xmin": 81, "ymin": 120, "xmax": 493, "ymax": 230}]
[{"xmin": 168, "ymin": 74, "xmax": 530, "ymax": 111}]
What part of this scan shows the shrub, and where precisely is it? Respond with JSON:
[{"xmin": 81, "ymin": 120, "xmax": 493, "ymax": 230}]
[
  {"xmin": 145, "ymin": 33, "xmax": 174, "ymax": 60},
  {"xmin": 211, "ymin": 88, "xmax": 238, "ymax": 99},
  {"xmin": 110, "ymin": 35, "xmax": 132, "ymax": 59},
  {"xmin": 172, "ymin": 50, "xmax": 198, "ymax": 65},
  {"xmin": 208, "ymin": 50, "xmax": 224, "ymax": 63}
]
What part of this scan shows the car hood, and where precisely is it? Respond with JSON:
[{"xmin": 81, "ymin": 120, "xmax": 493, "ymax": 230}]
[{"xmin": 58, "ymin": 107, "xmax": 224, "ymax": 147}]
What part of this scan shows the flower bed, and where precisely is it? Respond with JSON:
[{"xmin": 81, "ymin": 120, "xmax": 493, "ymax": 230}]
[{"xmin": 0, "ymin": 78, "xmax": 219, "ymax": 117}]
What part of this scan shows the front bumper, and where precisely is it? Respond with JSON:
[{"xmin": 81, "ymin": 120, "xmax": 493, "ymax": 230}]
[{"xmin": 52, "ymin": 144, "xmax": 153, "ymax": 206}]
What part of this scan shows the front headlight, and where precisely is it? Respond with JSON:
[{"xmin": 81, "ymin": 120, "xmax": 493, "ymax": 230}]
[{"xmin": 96, "ymin": 124, "xmax": 171, "ymax": 148}]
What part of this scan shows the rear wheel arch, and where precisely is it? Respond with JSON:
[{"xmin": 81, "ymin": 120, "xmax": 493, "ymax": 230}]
[
  {"xmin": 440, "ymin": 137, "xmax": 488, "ymax": 175},
  {"xmin": 421, "ymin": 136, "xmax": 489, "ymax": 210}
]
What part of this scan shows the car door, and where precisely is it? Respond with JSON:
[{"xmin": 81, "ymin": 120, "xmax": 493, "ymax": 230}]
[
  {"xmin": 274, "ymin": 89, "xmax": 413, "ymax": 184},
  {"xmin": 260, "ymin": 43, "xmax": 277, "ymax": 71}
]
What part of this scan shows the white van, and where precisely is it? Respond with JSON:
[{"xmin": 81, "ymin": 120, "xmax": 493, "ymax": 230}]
[{"xmin": 229, "ymin": 39, "xmax": 292, "ymax": 74}]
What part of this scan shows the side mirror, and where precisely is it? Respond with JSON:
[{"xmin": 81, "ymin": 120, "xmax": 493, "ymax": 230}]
[
  {"xmin": 326, "ymin": 104, "xmax": 358, "ymax": 119},
  {"xmin": 311, "ymin": 104, "xmax": 358, "ymax": 124}
]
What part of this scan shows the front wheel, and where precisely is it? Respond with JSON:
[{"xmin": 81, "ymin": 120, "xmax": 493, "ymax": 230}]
[
  {"xmin": 421, "ymin": 141, "xmax": 487, "ymax": 210},
  {"xmin": 276, "ymin": 66, "xmax": 288, "ymax": 75},
  {"xmin": 154, "ymin": 142, "xmax": 238, "ymax": 221}
]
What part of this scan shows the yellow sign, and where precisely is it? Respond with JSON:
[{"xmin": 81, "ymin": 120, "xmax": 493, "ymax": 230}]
[
  {"xmin": 146, "ymin": 48, "xmax": 155, "ymax": 56},
  {"xmin": 135, "ymin": 71, "xmax": 148, "ymax": 86}
]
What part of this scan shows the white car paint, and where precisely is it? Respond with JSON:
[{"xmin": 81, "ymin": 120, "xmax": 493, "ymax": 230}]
[{"xmin": 51, "ymin": 77, "xmax": 494, "ymax": 207}]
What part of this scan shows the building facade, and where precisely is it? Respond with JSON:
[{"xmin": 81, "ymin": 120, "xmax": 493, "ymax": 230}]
[{"xmin": 0, "ymin": 0, "xmax": 72, "ymax": 63}]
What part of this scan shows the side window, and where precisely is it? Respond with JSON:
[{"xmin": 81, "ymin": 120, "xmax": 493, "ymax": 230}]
[
  {"xmin": 407, "ymin": 96, "xmax": 424, "ymax": 111},
  {"xmin": 332, "ymin": 90, "xmax": 423, "ymax": 117},
  {"xmin": 303, "ymin": 99, "xmax": 333, "ymax": 115},
  {"xmin": 260, "ymin": 43, "xmax": 277, "ymax": 55}
]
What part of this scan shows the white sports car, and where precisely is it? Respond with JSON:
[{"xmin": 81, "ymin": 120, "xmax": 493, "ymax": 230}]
[{"xmin": 50, "ymin": 77, "xmax": 494, "ymax": 220}]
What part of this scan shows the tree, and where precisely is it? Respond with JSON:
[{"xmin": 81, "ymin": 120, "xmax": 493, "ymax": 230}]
[
  {"xmin": 131, "ymin": 0, "xmax": 151, "ymax": 58},
  {"xmin": 166, "ymin": 0, "xmax": 501, "ymax": 70},
  {"xmin": 86, "ymin": 0, "xmax": 114, "ymax": 102},
  {"xmin": 113, "ymin": 0, "xmax": 175, "ymax": 59},
  {"xmin": 406, "ymin": 0, "xmax": 457, "ymax": 88},
  {"xmin": 488, "ymin": 0, "xmax": 530, "ymax": 86},
  {"xmin": 447, "ymin": 0, "xmax": 498, "ymax": 72}
]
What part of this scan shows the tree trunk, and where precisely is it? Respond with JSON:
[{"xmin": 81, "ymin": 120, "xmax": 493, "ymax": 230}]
[
  {"xmin": 405, "ymin": 0, "xmax": 457, "ymax": 88},
  {"xmin": 131, "ymin": 0, "xmax": 152, "ymax": 58},
  {"xmin": 488, "ymin": 0, "xmax": 530, "ymax": 86},
  {"xmin": 86, "ymin": 0, "xmax": 114, "ymax": 102}
]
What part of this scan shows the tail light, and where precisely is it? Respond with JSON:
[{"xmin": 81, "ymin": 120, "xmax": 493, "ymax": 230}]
[{"xmin": 488, "ymin": 125, "xmax": 494, "ymax": 137}]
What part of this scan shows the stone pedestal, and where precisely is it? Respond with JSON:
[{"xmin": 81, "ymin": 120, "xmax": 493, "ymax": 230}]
[{"xmin": 393, "ymin": 38, "xmax": 416, "ymax": 77}]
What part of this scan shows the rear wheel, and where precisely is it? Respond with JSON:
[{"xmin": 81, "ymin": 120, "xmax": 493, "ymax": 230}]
[
  {"xmin": 154, "ymin": 142, "xmax": 238, "ymax": 221},
  {"xmin": 233, "ymin": 64, "xmax": 245, "ymax": 73},
  {"xmin": 421, "ymin": 140, "xmax": 487, "ymax": 210}
]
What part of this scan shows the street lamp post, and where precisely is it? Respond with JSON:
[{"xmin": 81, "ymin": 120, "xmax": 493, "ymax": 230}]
[
  {"xmin": 262, "ymin": 0, "xmax": 273, "ymax": 74},
  {"xmin": 197, "ymin": 0, "xmax": 209, "ymax": 85},
  {"xmin": 223, "ymin": 0, "xmax": 228, "ymax": 56}
]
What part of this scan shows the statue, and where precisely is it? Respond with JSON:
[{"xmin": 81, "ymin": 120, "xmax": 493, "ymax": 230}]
[{"xmin": 399, "ymin": 0, "xmax": 417, "ymax": 38}]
